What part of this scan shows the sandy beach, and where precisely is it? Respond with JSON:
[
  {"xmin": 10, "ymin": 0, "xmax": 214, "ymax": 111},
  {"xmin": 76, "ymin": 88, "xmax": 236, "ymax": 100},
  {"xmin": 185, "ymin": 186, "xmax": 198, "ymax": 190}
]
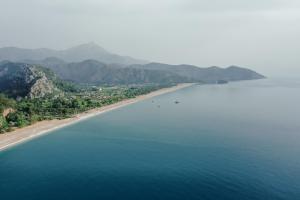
[{"xmin": 0, "ymin": 83, "xmax": 193, "ymax": 151}]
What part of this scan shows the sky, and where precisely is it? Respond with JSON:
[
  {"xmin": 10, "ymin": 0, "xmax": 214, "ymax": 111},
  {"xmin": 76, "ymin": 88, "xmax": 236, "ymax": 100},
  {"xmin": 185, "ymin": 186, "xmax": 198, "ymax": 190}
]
[{"xmin": 0, "ymin": 0, "xmax": 300, "ymax": 77}]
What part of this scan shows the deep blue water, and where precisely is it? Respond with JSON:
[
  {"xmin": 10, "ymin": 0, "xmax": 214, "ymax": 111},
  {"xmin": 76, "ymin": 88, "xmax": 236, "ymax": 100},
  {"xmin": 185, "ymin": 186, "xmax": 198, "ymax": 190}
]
[{"xmin": 1, "ymin": 78, "xmax": 300, "ymax": 200}]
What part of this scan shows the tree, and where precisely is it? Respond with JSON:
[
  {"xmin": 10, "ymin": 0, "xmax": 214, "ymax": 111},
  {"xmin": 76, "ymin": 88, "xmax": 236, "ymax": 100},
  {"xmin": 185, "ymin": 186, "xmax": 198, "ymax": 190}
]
[
  {"xmin": 6, "ymin": 112, "xmax": 28, "ymax": 127},
  {"xmin": 0, "ymin": 116, "xmax": 8, "ymax": 132}
]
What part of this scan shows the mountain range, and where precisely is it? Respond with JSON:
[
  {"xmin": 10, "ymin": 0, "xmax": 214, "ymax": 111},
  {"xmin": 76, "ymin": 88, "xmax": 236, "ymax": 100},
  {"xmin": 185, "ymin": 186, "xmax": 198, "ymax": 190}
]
[
  {"xmin": 0, "ymin": 43, "xmax": 265, "ymax": 98},
  {"xmin": 0, "ymin": 42, "xmax": 146, "ymax": 65},
  {"xmin": 21, "ymin": 57, "xmax": 264, "ymax": 85}
]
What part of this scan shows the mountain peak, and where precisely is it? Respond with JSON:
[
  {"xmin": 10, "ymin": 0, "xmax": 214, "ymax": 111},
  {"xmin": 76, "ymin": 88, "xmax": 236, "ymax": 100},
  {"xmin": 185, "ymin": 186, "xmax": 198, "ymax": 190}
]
[
  {"xmin": 68, "ymin": 42, "xmax": 108, "ymax": 53},
  {"xmin": 226, "ymin": 65, "xmax": 242, "ymax": 69},
  {"xmin": 208, "ymin": 66, "xmax": 221, "ymax": 70},
  {"xmin": 79, "ymin": 42, "xmax": 100, "ymax": 48}
]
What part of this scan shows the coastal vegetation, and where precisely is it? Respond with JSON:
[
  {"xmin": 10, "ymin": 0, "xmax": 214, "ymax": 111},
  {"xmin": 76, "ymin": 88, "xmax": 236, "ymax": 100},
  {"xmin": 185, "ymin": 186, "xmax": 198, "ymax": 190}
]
[{"xmin": 0, "ymin": 85, "xmax": 167, "ymax": 133}]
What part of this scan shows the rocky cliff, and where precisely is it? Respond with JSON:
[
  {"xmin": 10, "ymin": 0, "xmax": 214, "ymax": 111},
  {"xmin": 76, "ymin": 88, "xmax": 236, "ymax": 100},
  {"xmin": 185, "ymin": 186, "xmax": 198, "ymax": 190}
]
[{"xmin": 0, "ymin": 62, "xmax": 56, "ymax": 98}]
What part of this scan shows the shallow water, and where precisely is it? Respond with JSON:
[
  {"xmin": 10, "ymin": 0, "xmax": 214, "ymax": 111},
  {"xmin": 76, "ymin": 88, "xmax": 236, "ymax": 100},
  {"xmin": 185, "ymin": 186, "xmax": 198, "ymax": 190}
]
[{"xmin": 1, "ymin": 78, "xmax": 300, "ymax": 200}]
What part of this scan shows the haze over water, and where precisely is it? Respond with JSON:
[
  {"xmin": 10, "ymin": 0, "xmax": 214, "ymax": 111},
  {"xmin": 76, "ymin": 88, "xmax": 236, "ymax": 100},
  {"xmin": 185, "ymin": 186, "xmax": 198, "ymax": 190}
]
[{"xmin": 1, "ymin": 78, "xmax": 300, "ymax": 200}]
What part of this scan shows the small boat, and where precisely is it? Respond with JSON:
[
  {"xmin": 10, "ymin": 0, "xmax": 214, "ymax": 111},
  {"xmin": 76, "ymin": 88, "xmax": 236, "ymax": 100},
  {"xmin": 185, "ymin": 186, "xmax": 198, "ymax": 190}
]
[{"xmin": 175, "ymin": 101, "xmax": 180, "ymax": 104}]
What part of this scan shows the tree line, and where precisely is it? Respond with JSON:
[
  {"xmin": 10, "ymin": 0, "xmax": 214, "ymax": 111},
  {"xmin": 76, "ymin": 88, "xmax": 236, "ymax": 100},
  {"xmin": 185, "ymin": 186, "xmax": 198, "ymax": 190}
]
[{"xmin": 0, "ymin": 85, "xmax": 168, "ymax": 133}]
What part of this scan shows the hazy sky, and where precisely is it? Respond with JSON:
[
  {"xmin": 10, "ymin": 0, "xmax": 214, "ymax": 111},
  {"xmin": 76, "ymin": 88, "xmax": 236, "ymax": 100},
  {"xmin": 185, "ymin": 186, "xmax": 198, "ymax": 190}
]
[{"xmin": 1, "ymin": 0, "xmax": 300, "ymax": 76}]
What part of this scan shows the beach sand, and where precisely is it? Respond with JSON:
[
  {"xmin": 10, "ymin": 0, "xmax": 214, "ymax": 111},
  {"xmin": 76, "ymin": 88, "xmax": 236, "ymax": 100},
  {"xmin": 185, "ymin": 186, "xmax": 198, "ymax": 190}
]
[{"xmin": 0, "ymin": 83, "xmax": 193, "ymax": 151}]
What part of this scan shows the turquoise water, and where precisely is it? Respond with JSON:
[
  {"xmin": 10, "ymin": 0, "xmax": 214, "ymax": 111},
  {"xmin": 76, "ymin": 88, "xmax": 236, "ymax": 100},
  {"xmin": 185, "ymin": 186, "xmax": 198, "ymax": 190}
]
[{"xmin": 1, "ymin": 79, "xmax": 300, "ymax": 200}]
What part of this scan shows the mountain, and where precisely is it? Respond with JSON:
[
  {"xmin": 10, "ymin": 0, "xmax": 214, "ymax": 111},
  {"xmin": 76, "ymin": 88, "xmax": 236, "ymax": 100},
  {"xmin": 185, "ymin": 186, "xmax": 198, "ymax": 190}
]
[
  {"xmin": 0, "ymin": 62, "xmax": 57, "ymax": 98},
  {"xmin": 0, "ymin": 59, "xmax": 265, "ymax": 98},
  {"xmin": 0, "ymin": 43, "xmax": 147, "ymax": 65},
  {"xmin": 0, "ymin": 43, "xmax": 265, "ymax": 86},
  {"xmin": 21, "ymin": 58, "xmax": 265, "ymax": 85},
  {"xmin": 129, "ymin": 63, "xmax": 265, "ymax": 83},
  {"xmin": 24, "ymin": 59, "xmax": 188, "ymax": 85}
]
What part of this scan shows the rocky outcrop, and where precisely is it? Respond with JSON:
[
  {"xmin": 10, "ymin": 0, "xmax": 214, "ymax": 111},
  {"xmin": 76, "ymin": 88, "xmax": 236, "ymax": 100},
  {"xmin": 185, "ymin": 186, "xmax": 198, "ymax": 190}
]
[
  {"xmin": 28, "ymin": 76, "xmax": 54, "ymax": 98},
  {"xmin": 0, "ymin": 62, "xmax": 56, "ymax": 98}
]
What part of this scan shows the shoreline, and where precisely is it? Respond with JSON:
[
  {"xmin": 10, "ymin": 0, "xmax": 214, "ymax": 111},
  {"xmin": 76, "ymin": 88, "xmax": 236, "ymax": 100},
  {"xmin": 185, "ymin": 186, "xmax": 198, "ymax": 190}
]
[{"xmin": 0, "ymin": 83, "xmax": 194, "ymax": 152}]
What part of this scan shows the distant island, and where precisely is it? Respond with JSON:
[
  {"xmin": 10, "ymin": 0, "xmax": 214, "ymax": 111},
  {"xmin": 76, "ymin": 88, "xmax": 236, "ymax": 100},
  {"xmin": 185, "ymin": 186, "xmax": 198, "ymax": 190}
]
[{"xmin": 0, "ymin": 43, "xmax": 265, "ymax": 137}]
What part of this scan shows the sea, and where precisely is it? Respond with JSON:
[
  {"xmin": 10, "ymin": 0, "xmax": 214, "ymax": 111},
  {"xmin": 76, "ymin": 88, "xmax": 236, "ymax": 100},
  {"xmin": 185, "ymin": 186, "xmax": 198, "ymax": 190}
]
[{"xmin": 1, "ymin": 78, "xmax": 300, "ymax": 200}]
